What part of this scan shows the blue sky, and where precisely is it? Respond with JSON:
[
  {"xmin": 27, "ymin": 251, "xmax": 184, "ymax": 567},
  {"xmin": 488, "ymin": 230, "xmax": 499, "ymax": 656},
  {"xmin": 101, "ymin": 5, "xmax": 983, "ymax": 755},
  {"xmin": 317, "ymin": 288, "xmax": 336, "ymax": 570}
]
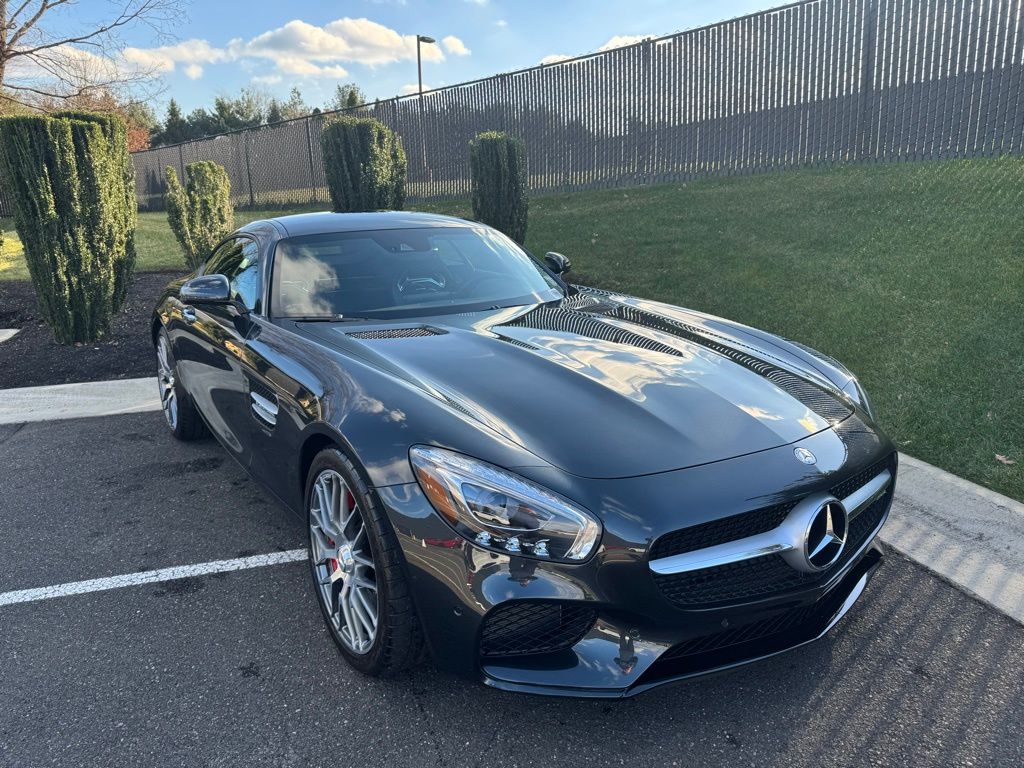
[{"xmin": 111, "ymin": 0, "xmax": 786, "ymax": 114}]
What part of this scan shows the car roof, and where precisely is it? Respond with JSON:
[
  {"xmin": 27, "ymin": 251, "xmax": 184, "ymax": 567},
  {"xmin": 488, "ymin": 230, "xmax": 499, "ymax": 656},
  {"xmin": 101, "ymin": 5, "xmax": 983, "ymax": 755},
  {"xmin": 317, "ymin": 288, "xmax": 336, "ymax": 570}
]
[{"xmin": 253, "ymin": 210, "xmax": 477, "ymax": 238}]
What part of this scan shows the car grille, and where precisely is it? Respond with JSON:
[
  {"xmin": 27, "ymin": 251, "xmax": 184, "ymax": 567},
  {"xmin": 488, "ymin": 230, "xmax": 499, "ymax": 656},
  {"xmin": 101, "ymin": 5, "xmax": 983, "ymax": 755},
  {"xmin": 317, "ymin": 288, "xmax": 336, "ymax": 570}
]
[
  {"xmin": 479, "ymin": 601, "xmax": 597, "ymax": 658},
  {"xmin": 650, "ymin": 454, "xmax": 895, "ymax": 564},
  {"xmin": 828, "ymin": 454, "xmax": 893, "ymax": 502},
  {"xmin": 636, "ymin": 547, "xmax": 882, "ymax": 688},
  {"xmin": 660, "ymin": 573, "xmax": 855, "ymax": 661},
  {"xmin": 652, "ymin": 458, "xmax": 894, "ymax": 608},
  {"xmin": 648, "ymin": 501, "xmax": 797, "ymax": 561}
]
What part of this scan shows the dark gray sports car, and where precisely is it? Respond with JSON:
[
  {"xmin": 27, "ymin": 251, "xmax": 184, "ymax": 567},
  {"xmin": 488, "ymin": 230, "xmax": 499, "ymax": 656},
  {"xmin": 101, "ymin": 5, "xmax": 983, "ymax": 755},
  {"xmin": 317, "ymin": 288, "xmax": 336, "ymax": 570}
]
[{"xmin": 152, "ymin": 211, "xmax": 896, "ymax": 697}]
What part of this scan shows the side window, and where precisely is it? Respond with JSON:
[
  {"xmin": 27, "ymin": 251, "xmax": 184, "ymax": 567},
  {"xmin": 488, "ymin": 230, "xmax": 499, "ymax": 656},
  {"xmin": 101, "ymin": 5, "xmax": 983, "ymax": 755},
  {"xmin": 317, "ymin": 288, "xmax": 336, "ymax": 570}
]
[{"xmin": 204, "ymin": 237, "xmax": 261, "ymax": 312}]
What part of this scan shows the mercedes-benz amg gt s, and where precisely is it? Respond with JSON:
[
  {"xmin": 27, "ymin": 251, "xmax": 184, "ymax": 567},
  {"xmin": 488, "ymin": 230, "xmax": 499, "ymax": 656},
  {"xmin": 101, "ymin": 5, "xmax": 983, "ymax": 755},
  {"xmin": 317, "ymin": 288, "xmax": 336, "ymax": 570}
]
[{"xmin": 152, "ymin": 211, "xmax": 896, "ymax": 697}]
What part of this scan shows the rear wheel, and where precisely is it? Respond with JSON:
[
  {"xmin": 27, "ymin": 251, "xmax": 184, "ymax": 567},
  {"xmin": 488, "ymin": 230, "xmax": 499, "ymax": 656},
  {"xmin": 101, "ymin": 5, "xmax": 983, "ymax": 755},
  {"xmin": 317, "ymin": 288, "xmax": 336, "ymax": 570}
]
[
  {"xmin": 307, "ymin": 448, "xmax": 423, "ymax": 676},
  {"xmin": 155, "ymin": 327, "xmax": 206, "ymax": 441}
]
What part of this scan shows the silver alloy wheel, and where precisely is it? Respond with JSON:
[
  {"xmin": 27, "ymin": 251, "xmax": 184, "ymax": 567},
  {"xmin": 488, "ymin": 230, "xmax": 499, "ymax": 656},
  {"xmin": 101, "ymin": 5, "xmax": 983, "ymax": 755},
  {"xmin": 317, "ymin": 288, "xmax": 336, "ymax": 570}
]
[
  {"xmin": 156, "ymin": 335, "xmax": 178, "ymax": 430},
  {"xmin": 309, "ymin": 469, "xmax": 379, "ymax": 654}
]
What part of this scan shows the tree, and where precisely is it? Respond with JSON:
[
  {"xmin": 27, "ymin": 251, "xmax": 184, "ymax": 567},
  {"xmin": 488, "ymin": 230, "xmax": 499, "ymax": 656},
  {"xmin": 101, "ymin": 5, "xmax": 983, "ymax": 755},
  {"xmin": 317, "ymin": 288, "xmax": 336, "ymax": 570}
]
[
  {"xmin": 152, "ymin": 98, "xmax": 188, "ymax": 144},
  {"xmin": 328, "ymin": 83, "xmax": 366, "ymax": 112},
  {"xmin": 210, "ymin": 87, "xmax": 266, "ymax": 132},
  {"xmin": 184, "ymin": 106, "xmax": 215, "ymax": 138},
  {"xmin": 33, "ymin": 89, "xmax": 156, "ymax": 150},
  {"xmin": 321, "ymin": 116, "xmax": 405, "ymax": 212},
  {"xmin": 266, "ymin": 99, "xmax": 284, "ymax": 125},
  {"xmin": 0, "ymin": 1, "xmax": 177, "ymax": 112},
  {"xmin": 165, "ymin": 161, "xmax": 233, "ymax": 270},
  {"xmin": 469, "ymin": 132, "xmax": 528, "ymax": 244},
  {"xmin": 280, "ymin": 86, "xmax": 308, "ymax": 120},
  {"xmin": 0, "ymin": 111, "xmax": 137, "ymax": 343}
]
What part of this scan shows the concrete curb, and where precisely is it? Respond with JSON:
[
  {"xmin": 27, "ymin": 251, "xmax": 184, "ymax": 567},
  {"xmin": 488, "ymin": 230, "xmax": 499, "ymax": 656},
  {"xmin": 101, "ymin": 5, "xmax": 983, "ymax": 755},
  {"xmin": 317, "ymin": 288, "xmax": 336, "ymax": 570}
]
[
  {"xmin": 1, "ymin": 377, "xmax": 1021, "ymax": 624},
  {"xmin": 0, "ymin": 377, "xmax": 160, "ymax": 425},
  {"xmin": 882, "ymin": 454, "xmax": 1024, "ymax": 624}
]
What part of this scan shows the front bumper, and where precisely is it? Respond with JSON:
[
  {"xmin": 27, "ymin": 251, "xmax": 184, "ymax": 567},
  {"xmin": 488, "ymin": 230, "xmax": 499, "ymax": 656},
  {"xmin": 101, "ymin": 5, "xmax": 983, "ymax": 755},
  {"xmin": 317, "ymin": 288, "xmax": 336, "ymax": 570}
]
[
  {"xmin": 375, "ymin": 424, "xmax": 895, "ymax": 698},
  {"xmin": 481, "ymin": 544, "xmax": 882, "ymax": 698}
]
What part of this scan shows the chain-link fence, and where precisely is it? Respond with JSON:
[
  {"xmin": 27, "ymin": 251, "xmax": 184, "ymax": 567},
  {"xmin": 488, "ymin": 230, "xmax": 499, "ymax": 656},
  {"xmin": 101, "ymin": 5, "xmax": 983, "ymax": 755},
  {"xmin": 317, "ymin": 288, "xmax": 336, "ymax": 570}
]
[{"xmin": 2, "ymin": 0, "xmax": 1022, "ymax": 218}]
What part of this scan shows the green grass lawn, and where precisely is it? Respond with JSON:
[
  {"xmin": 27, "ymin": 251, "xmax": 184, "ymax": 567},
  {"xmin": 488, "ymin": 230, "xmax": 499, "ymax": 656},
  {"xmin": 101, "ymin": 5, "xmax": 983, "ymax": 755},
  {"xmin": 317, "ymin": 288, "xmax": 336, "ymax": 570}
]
[
  {"xmin": 1, "ymin": 208, "xmax": 298, "ymax": 280},
  {"xmin": 2, "ymin": 158, "xmax": 1021, "ymax": 501}
]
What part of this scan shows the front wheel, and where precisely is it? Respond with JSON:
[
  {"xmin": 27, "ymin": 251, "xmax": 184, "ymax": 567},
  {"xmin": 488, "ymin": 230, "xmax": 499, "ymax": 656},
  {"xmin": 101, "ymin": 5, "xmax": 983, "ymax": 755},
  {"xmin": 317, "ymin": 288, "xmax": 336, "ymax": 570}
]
[
  {"xmin": 155, "ymin": 327, "xmax": 207, "ymax": 441},
  {"xmin": 306, "ymin": 448, "xmax": 423, "ymax": 676}
]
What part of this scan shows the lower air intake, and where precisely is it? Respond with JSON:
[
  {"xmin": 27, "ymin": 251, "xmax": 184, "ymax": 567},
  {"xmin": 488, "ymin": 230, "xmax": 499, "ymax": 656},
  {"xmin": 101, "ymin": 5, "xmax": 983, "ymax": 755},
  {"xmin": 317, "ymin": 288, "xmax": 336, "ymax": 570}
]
[{"xmin": 480, "ymin": 601, "xmax": 597, "ymax": 657}]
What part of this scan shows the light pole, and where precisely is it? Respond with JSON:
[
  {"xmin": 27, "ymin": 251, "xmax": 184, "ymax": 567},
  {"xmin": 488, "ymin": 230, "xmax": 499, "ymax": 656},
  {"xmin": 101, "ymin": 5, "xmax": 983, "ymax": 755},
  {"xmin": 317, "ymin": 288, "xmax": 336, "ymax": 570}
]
[{"xmin": 416, "ymin": 35, "xmax": 435, "ymax": 96}]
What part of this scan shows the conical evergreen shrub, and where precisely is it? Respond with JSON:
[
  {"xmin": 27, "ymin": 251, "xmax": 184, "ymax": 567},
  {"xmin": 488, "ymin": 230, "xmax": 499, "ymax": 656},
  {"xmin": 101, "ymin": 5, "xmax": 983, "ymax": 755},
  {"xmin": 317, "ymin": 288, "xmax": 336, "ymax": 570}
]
[
  {"xmin": 0, "ymin": 111, "xmax": 137, "ymax": 343},
  {"xmin": 165, "ymin": 160, "xmax": 233, "ymax": 270},
  {"xmin": 321, "ymin": 116, "xmax": 406, "ymax": 212},
  {"xmin": 469, "ymin": 131, "xmax": 528, "ymax": 244}
]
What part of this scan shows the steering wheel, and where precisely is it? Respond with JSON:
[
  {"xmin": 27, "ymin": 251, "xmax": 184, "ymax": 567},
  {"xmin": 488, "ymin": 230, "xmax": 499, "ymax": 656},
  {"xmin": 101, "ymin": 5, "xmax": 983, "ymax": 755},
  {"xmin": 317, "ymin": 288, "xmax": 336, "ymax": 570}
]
[{"xmin": 396, "ymin": 266, "xmax": 452, "ymax": 297}]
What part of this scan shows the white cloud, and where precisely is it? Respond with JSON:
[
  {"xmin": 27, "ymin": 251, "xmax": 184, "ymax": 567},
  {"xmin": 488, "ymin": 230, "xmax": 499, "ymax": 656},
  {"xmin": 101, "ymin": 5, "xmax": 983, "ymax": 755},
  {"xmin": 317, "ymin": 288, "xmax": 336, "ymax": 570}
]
[
  {"xmin": 9, "ymin": 43, "xmax": 143, "ymax": 89},
  {"xmin": 231, "ymin": 17, "xmax": 445, "ymax": 79},
  {"xmin": 122, "ymin": 39, "xmax": 225, "ymax": 77},
  {"xmin": 442, "ymin": 35, "xmax": 470, "ymax": 56},
  {"xmin": 598, "ymin": 34, "xmax": 651, "ymax": 51},
  {"xmin": 540, "ymin": 34, "xmax": 652, "ymax": 66},
  {"xmin": 464, "ymin": 0, "xmax": 488, "ymax": 5},
  {"xmin": 252, "ymin": 74, "xmax": 283, "ymax": 85},
  {"xmin": 400, "ymin": 83, "xmax": 434, "ymax": 95},
  {"xmin": 13, "ymin": 15, "xmax": 468, "ymax": 93},
  {"xmin": 495, "ymin": 19, "xmax": 508, "ymax": 28}
]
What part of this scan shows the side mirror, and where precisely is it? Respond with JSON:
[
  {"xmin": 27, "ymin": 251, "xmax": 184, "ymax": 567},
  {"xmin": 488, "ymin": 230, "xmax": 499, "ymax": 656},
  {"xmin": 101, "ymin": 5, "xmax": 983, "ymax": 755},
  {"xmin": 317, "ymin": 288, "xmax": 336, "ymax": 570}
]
[
  {"xmin": 544, "ymin": 251, "xmax": 571, "ymax": 275},
  {"xmin": 181, "ymin": 274, "xmax": 230, "ymax": 304}
]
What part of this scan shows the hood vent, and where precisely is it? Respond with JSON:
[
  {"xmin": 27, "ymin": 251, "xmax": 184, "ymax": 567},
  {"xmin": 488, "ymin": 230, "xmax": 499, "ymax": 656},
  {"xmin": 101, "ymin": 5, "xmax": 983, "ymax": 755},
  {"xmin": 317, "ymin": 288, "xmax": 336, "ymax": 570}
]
[
  {"xmin": 500, "ymin": 304, "xmax": 852, "ymax": 425},
  {"xmin": 347, "ymin": 326, "xmax": 446, "ymax": 340}
]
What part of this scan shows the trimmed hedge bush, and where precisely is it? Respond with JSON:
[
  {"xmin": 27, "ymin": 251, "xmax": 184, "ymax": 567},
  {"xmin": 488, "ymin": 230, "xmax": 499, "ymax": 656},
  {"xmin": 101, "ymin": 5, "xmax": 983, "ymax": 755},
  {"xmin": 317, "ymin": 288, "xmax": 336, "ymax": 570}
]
[
  {"xmin": 165, "ymin": 160, "xmax": 234, "ymax": 270},
  {"xmin": 469, "ymin": 131, "xmax": 528, "ymax": 244},
  {"xmin": 0, "ymin": 111, "xmax": 137, "ymax": 343},
  {"xmin": 321, "ymin": 116, "xmax": 406, "ymax": 212}
]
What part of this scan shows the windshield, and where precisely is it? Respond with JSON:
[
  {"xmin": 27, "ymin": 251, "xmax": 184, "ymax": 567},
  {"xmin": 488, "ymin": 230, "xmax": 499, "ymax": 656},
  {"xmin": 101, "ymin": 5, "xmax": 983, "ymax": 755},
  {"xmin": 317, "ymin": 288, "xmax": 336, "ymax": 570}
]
[{"xmin": 271, "ymin": 226, "xmax": 563, "ymax": 319}]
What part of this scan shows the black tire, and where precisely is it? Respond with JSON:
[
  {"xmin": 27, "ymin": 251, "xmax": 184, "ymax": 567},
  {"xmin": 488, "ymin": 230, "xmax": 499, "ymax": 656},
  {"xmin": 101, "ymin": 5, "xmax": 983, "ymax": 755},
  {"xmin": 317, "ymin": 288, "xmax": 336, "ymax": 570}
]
[
  {"xmin": 306, "ymin": 447, "xmax": 423, "ymax": 677},
  {"xmin": 155, "ymin": 327, "xmax": 207, "ymax": 442}
]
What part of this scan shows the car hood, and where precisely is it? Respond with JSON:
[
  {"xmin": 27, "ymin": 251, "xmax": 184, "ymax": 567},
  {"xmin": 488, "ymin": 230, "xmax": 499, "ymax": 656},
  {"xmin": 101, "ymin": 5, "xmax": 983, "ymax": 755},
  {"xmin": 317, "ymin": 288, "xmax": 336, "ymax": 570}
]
[{"xmin": 302, "ymin": 289, "xmax": 856, "ymax": 479}]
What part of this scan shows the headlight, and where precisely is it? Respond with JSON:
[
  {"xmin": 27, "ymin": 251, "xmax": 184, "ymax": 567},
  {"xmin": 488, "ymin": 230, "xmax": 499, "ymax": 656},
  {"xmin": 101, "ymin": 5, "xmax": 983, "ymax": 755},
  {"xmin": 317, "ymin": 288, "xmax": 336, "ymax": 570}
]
[
  {"xmin": 842, "ymin": 377, "xmax": 876, "ymax": 420},
  {"xmin": 409, "ymin": 446, "xmax": 602, "ymax": 563}
]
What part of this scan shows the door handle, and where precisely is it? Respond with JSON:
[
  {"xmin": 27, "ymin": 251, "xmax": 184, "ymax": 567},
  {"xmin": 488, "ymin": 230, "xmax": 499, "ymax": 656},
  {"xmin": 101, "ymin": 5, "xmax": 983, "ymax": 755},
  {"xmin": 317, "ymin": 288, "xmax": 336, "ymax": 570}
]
[{"xmin": 182, "ymin": 306, "xmax": 197, "ymax": 325}]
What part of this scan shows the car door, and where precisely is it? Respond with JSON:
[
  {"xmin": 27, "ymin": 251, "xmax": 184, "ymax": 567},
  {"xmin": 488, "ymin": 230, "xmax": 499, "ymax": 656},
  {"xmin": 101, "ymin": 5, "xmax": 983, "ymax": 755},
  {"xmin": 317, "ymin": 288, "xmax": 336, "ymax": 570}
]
[{"xmin": 174, "ymin": 235, "xmax": 262, "ymax": 467}]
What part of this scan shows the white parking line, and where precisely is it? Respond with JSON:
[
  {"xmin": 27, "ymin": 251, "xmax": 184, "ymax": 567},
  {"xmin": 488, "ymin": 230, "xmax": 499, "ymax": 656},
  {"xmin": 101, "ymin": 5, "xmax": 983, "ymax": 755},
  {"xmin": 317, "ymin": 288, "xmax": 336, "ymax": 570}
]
[{"xmin": 0, "ymin": 549, "xmax": 306, "ymax": 608}]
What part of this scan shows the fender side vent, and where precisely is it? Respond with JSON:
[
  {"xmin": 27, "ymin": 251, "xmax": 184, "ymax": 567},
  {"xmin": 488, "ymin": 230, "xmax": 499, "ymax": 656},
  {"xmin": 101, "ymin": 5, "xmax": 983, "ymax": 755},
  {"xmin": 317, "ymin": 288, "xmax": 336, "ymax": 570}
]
[{"xmin": 347, "ymin": 326, "xmax": 446, "ymax": 340}]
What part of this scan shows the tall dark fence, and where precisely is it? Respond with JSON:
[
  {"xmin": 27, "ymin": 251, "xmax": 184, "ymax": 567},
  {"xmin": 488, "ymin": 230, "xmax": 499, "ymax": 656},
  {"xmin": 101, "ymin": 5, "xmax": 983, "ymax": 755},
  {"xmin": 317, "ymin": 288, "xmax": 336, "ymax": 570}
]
[{"xmin": 2, "ymin": 0, "xmax": 1023, "ymax": 218}]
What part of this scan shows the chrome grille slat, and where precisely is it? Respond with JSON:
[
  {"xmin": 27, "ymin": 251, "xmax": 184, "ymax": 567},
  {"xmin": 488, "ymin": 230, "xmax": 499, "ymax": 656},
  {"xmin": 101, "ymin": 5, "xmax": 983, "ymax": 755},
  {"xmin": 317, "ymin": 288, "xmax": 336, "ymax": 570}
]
[{"xmin": 649, "ymin": 467, "xmax": 892, "ymax": 577}]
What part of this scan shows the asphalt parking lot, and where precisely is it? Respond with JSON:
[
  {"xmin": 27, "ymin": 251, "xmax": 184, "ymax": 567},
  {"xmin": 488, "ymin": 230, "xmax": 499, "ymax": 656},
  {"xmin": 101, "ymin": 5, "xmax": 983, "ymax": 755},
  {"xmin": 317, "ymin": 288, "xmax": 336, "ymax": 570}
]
[{"xmin": 2, "ymin": 412, "xmax": 1023, "ymax": 768}]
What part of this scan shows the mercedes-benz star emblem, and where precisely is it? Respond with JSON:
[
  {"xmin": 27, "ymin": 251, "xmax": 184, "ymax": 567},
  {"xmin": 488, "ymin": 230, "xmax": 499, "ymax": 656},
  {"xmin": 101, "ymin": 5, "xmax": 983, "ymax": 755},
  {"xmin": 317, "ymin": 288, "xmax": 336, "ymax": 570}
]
[
  {"xmin": 805, "ymin": 501, "xmax": 848, "ymax": 570},
  {"xmin": 794, "ymin": 447, "xmax": 817, "ymax": 464}
]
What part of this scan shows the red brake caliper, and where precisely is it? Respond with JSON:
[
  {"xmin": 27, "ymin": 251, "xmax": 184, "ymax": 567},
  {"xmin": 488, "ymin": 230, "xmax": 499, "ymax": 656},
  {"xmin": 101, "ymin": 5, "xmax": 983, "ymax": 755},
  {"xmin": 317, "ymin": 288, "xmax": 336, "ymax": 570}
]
[
  {"xmin": 327, "ymin": 536, "xmax": 338, "ymax": 574},
  {"xmin": 327, "ymin": 491, "xmax": 356, "ymax": 575}
]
